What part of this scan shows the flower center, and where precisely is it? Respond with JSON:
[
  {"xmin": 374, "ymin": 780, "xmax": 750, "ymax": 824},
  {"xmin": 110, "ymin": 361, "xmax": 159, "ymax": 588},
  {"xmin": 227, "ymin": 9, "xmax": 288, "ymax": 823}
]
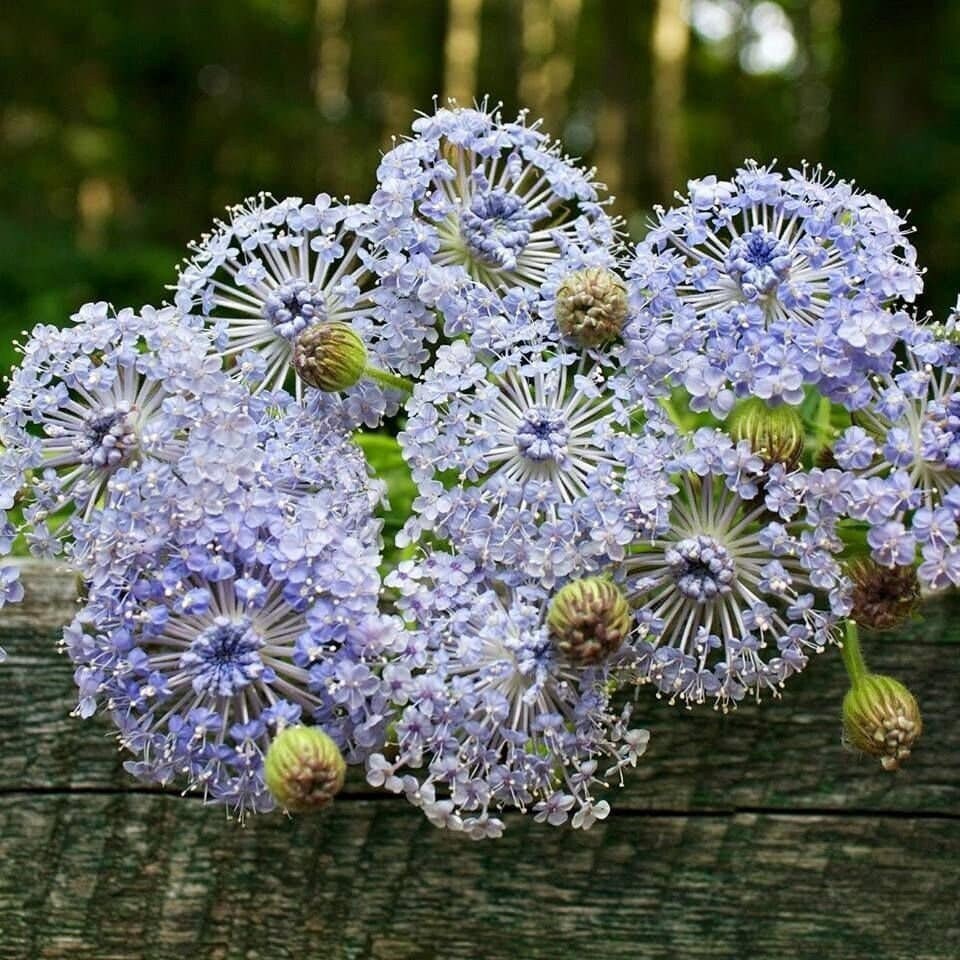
[
  {"xmin": 725, "ymin": 225, "xmax": 794, "ymax": 300},
  {"xmin": 263, "ymin": 279, "xmax": 327, "ymax": 340},
  {"xmin": 74, "ymin": 404, "xmax": 137, "ymax": 469},
  {"xmin": 460, "ymin": 189, "xmax": 535, "ymax": 270},
  {"xmin": 180, "ymin": 616, "xmax": 266, "ymax": 696},
  {"xmin": 514, "ymin": 407, "xmax": 570, "ymax": 464},
  {"xmin": 666, "ymin": 535, "xmax": 735, "ymax": 602}
]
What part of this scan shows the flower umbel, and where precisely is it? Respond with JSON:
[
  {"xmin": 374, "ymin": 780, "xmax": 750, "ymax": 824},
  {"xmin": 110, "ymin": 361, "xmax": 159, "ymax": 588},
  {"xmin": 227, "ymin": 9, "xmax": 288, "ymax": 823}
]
[
  {"xmin": 369, "ymin": 553, "xmax": 649, "ymax": 837},
  {"xmin": 399, "ymin": 330, "xmax": 658, "ymax": 584},
  {"xmin": 0, "ymin": 303, "xmax": 233, "ymax": 562},
  {"xmin": 373, "ymin": 100, "xmax": 615, "ymax": 332},
  {"xmin": 624, "ymin": 431, "xmax": 849, "ymax": 708},
  {"xmin": 175, "ymin": 192, "xmax": 432, "ymax": 426}
]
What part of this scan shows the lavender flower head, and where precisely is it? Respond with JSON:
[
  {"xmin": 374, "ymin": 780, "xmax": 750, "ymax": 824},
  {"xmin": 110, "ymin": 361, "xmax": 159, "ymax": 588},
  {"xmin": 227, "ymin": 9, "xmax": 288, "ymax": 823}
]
[
  {"xmin": 623, "ymin": 428, "xmax": 850, "ymax": 709},
  {"xmin": 175, "ymin": 192, "xmax": 433, "ymax": 427},
  {"xmin": 373, "ymin": 100, "xmax": 617, "ymax": 333},
  {"xmin": 64, "ymin": 410, "xmax": 397, "ymax": 818},
  {"xmin": 0, "ymin": 302, "xmax": 237, "ymax": 563},
  {"xmin": 368, "ymin": 552, "xmax": 649, "ymax": 838},
  {"xmin": 398, "ymin": 314, "xmax": 668, "ymax": 586},
  {"xmin": 630, "ymin": 162, "xmax": 923, "ymax": 409},
  {"xmin": 829, "ymin": 323, "xmax": 960, "ymax": 588}
]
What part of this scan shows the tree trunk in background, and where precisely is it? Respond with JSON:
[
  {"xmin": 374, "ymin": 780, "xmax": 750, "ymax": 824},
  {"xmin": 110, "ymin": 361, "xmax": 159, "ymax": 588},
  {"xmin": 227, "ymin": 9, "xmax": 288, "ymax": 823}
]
[
  {"xmin": 444, "ymin": 0, "xmax": 483, "ymax": 105},
  {"xmin": 314, "ymin": 0, "xmax": 350, "ymax": 120},
  {"xmin": 650, "ymin": 0, "xmax": 689, "ymax": 198},
  {"xmin": 520, "ymin": 0, "xmax": 582, "ymax": 136},
  {"xmin": 795, "ymin": 0, "xmax": 839, "ymax": 158}
]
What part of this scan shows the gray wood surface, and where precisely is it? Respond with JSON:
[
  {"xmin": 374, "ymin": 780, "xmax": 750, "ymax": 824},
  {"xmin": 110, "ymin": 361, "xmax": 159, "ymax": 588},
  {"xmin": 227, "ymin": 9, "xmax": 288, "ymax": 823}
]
[{"xmin": 0, "ymin": 560, "xmax": 957, "ymax": 959}]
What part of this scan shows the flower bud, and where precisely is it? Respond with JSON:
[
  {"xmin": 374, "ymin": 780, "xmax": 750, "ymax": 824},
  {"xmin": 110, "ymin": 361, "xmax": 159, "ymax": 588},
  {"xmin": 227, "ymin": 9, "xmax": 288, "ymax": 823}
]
[
  {"xmin": 848, "ymin": 559, "xmax": 920, "ymax": 632},
  {"xmin": 728, "ymin": 397, "xmax": 805, "ymax": 470},
  {"xmin": 264, "ymin": 725, "xmax": 346, "ymax": 812},
  {"xmin": 547, "ymin": 577, "xmax": 632, "ymax": 665},
  {"xmin": 555, "ymin": 267, "xmax": 628, "ymax": 347},
  {"xmin": 293, "ymin": 322, "xmax": 367, "ymax": 392},
  {"xmin": 843, "ymin": 674, "xmax": 922, "ymax": 771}
]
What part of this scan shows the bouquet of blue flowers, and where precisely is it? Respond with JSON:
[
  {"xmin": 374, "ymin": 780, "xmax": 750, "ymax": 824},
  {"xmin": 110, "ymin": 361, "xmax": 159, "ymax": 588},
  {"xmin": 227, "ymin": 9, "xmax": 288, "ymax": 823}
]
[{"xmin": 0, "ymin": 99, "xmax": 931, "ymax": 837}]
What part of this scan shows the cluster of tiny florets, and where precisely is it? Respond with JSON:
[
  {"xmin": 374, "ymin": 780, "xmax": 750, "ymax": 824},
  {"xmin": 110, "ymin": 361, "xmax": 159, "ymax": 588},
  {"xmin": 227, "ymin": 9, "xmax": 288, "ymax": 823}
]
[{"xmin": 0, "ymin": 99, "xmax": 939, "ymax": 830}]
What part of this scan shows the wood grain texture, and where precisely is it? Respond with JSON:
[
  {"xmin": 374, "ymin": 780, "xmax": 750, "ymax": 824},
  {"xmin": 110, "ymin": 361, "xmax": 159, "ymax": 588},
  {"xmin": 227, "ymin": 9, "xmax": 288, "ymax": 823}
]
[
  {"xmin": 0, "ymin": 796, "xmax": 956, "ymax": 960},
  {"xmin": 0, "ymin": 562, "xmax": 957, "ymax": 959}
]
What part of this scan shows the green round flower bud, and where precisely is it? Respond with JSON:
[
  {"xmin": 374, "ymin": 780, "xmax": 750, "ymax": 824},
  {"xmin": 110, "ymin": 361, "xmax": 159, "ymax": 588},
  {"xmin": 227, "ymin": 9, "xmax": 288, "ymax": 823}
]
[
  {"xmin": 728, "ymin": 397, "xmax": 805, "ymax": 471},
  {"xmin": 555, "ymin": 267, "xmax": 628, "ymax": 348},
  {"xmin": 264, "ymin": 725, "xmax": 346, "ymax": 813},
  {"xmin": 292, "ymin": 322, "xmax": 367, "ymax": 392},
  {"xmin": 843, "ymin": 674, "xmax": 922, "ymax": 771},
  {"xmin": 848, "ymin": 559, "xmax": 920, "ymax": 632},
  {"xmin": 547, "ymin": 577, "xmax": 632, "ymax": 665}
]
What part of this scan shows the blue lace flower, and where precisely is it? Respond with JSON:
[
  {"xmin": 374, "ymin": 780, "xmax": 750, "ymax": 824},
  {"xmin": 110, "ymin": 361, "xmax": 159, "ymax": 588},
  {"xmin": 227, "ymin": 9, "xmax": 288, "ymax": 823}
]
[
  {"xmin": 64, "ymin": 409, "xmax": 396, "ymax": 819},
  {"xmin": 367, "ymin": 552, "xmax": 649, "ymax": 837},
  {"xmin": 0, "ymin": 302, "xmax": 238, "ymax": 563},
  {"xmin": 623, "ymin": 429, "xmax": 850, "ymax": 709},
  {"xmin": 829, "ymin": 326, "xmax": 960, "ymax": 588},
  {"xmin": 630, "ymin": 161, "xmax": 923, "ymax": 407},
  {"xmin": 398, "ymin": 319, "xmax": 668, "ymax": 586},
  {"xmin": 175, "ymin": 192, "xmax": 434, "ymax": 426},
  {"xmin": 373, "ymin": 100, "xmax": 616, "ymax": 333}
]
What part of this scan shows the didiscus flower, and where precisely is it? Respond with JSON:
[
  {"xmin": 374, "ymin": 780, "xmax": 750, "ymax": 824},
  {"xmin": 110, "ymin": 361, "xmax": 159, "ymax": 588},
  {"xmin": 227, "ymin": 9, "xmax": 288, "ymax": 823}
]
[
  {"xmin": 0, "ymin": 302, "xmax": 237, "ymax": 563},
  {"xmin": 630, "ymin": 161, "xmax": 923, "ymax": 408},
  {"xmin": 175, "ymin": 192, "xmax": 433, "ymax": 426},
  {"xmin": 64, "ymin": 410, "xmax": 396, "ymax": 818},
  {"xmin": 623, "ymin": 428, "xmax": 850, "ymax": 709},
  {"xmin": 829, "ymin": 325, "xmax": 960, "ymax": 588},
  {"xmin": 368, "ymin": 552, "xmax": 649, "ymax": 838},
  {"xmin": 398, "ymin": 317, "xmax": 667, "ymax": 586},
  {"xmin": 373, "ymin": 100, "xmax": 616, "ymax": 333}
]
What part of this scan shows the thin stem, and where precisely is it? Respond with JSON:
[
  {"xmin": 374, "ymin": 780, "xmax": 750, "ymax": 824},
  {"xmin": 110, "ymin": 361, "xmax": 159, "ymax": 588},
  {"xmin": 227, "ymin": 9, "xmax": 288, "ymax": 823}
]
[
  {"xmin": 840, "ymin": 619, "xmax": 869, "ymax": 686},
  {"xmin": 364, "ymin": 365, "xmax": 415, "ymax": 395},
  {"xmin": 815, "ymin": 395, "xmax": 834, "ymax": 449}
]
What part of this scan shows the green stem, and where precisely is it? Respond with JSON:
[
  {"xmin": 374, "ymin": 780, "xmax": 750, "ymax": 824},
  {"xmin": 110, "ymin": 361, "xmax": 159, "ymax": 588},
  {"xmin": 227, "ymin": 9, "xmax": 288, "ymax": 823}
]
[
  {"xmin": 364, "ymin": 365, "xmax": 415, "ymax": 395},
  {"xmin": 840, "ymin": 620, "xmax": 869, "ymax": 686},
  {"xmin": 816, "ymin": 395, "xmax": 833, "ymax": 448}
]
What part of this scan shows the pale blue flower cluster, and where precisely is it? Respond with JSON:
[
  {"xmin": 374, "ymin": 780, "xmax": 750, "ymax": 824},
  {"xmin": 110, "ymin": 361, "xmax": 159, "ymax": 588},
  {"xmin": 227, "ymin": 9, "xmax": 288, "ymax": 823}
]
[
  {"xmin": 629, "ymin": 161, "xmax": 922, "ymax": 411},
  {"xmin": 371, "ymin": 98, "xmax": 617, "ymax": 334},
  {"xmin": 64, "ymin": 412, "xmax": 393, "ymax": 817},
  {"xmin": 370, "ymin": 552, "xmax": 648, "ymax": 835},
  {"xmin": 819, "ymin": 321, "xmax": 960, "ymax": 589},
  {"xmin": 623, "ymin": 430, "xmax": 849, "ymax": 709},
  {"xmin": 0, "ymin": 302, "xmax": 394, "ymax": 818},
  {"xmin": 175, "ymin": 192, "xmax": 435, "ymax": 427},
  {"xmin": 1, "ymin": 98, "xmax": 950, "ymax": 834}
]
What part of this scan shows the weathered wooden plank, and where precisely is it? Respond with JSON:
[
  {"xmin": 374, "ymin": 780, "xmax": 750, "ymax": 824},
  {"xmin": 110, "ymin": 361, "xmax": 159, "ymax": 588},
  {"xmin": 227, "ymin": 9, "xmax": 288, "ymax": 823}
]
[
  {"xmin": 1, "ymin": 562, "xmax": 957, "ymax": 814},
  {"xmin": 0, "ymin": 795, "xmax": 955, "ymax": 960}
]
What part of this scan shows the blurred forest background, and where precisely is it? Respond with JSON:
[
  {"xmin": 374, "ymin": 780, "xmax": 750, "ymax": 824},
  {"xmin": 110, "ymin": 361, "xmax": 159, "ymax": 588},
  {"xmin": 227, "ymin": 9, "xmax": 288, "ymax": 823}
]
[{"xmin": 3, "ymin": 0, "xmax": 960, "ymax": 378}]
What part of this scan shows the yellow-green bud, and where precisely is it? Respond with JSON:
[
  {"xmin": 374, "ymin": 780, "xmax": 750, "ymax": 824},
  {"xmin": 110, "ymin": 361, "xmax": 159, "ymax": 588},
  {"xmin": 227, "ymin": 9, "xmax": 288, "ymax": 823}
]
[
  {"xmin": 843, "ymin": 674, "xmax": 922, "ymax": 771},
  {"xmin": 848, "ymin": 559, "xmax": 920, "ymax": 632},
  {"xmin": 728, "ymin": 397, "xmax": 805, "ymax": 471},
  {"xmin": 264, "ymin": 726, "xmax": 346, "ymax": 812},
  {"xmin": 293, "ymin": 322, "xmax": 367, "ymax": 392},
  {"xmin": 547, "ymin": 577, "xmax": 632, "ymax": 665},
  {"xmin": 555, "ymin": 267, "xmax": 628, "ymax": 348}
]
